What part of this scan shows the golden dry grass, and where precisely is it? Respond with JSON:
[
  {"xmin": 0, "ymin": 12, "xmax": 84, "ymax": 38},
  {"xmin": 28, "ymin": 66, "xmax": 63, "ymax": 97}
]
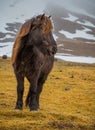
[{"xmin": 0, "ymin": 57, "xmax": 95, "ymax": 130}]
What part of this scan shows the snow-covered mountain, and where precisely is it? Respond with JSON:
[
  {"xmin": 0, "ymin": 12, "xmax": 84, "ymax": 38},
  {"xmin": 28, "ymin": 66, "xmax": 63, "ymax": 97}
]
[{"xmin": 0, "ymin": 0, "xmax": 95, "ymax": 63}]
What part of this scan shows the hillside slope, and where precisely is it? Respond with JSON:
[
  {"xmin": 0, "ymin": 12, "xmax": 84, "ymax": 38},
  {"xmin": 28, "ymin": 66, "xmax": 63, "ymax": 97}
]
[{"xmin": 0, "ymin": 58, "xmax": 95, "ymax": 130}]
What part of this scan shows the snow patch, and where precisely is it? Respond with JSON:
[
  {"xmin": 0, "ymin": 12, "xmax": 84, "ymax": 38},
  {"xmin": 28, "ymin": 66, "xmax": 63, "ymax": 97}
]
[
  {"xmin": 53, "ymin": 34, "xmax": 58, "ymax": 41},
  {"xmin": 59, "ymin": 27, "xmax": 95, "ymax": 40},
  {"xmin": 62, "ymin": 13, "xmax": 95, "ymax": 28},
  {"xmin": 55, "ymin": 53, "xmax": 95, "ymax": 64},
  {"xmin": 58, "ymin": 43, "xmax": 64, "ymax": 47},
  {"xmin": 62, "ymin": 14, "xmax": 78, "ymax": 22},
  {"xmin": 61, "ymin": 48, "xmax": 73, "ymax": 52},
  {"xmin": 77, "ymin": 20, "xmax": 95, "ymax": 28},
  {"xmin": 0, "ymin": 42, "xmax": 13, "ymax": 57},
  {"xmin": 86, "ymin": 41, "xmax": 95, "ymax": 44},
  {"xmin": 0, "ymin": 34, "xmax": 14, "ymax": 40}
]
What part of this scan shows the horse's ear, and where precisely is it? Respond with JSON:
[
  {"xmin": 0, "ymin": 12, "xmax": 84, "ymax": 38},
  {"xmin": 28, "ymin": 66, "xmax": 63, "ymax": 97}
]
[
  {"xmin": 41, "ymin": 13, "xmax": 45, "ymax": 20},
  {"xmin": 48, "ymin": 15, "xmax": 51, "ymax": 19}
]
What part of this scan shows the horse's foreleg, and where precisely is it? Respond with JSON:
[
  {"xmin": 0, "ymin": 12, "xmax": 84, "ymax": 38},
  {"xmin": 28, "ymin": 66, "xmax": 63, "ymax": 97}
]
[
  {"xmin": 37, "ymin": 59, "xmax": 54, "ymax": 109},
  {"xmin": 15, "ymin": 73, "xmax": 24, "ymax": 110},
  {"xmin": 29, "ymin": 82, "xmax": 38, "ymax": 111},
  {"xmin": 37, "ymin": 75, "xmax": 47, "ymax": 109},
  {"xmin": 36, "ymin": 83, "xmax": 43, "ymax": 109},
  {"xmin": 26, "ymin": 68, "xmax": 42, "ymax": 111}
]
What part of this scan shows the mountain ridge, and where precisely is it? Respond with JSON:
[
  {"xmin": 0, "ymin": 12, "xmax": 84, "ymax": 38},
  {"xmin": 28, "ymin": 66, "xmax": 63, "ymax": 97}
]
[{"xmin": 0, "ymin": 2, "xmax": 95, "ymax": 63}]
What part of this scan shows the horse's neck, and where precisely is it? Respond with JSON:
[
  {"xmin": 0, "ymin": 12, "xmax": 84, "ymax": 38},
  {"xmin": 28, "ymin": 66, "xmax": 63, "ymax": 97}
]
[{"xmin": 27, "ymin": 29, "xmax": 57, "ymax": 54}]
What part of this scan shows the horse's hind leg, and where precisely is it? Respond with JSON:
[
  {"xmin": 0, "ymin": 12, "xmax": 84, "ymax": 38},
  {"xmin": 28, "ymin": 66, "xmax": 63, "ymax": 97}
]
[{"xmin": 15, "ymin": 72, "xmax": 24, "ymax": 110}]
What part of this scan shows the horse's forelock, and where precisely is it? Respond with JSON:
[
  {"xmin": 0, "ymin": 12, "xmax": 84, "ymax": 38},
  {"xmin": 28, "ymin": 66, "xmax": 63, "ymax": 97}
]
[
  {"xmin": 32, "ymin": 14, "xmax": 53, "ymax": 34},
  {"xmin": 41, "ymin": 15, "xmax": 53, "ymax": 34}
]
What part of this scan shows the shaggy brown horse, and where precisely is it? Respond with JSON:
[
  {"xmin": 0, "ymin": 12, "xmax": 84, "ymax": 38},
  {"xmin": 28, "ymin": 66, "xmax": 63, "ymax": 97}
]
[{"xmin": 12, "ymin": 14, "xmax": 57, "ymax": 111}]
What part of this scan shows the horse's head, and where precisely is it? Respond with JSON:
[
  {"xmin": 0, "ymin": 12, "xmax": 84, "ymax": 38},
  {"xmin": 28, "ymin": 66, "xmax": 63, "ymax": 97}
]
[
  {"xmin": 31, "ymin": 14, "xmax": 53, "ymax": 34},
  {"xmin": 28, "ymin": 14, "xmax": 54, "ymax": 45},
  {"xmin": 29, "ymin": 14, "xmax": 57, "ymax": 55}
]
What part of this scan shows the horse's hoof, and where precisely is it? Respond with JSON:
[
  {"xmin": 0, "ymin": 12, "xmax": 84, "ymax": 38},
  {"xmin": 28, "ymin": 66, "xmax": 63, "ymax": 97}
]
[
  {"xmin": 15, "ymin": 105, "xmax": 22, "ymax": 110},
  {"xmin": 30, "ymin": 106, "xmax": 39, "ymax": 111},
  {"xmin": 30, "ymin": 109, "xmax": 39, "ymax": 111}
]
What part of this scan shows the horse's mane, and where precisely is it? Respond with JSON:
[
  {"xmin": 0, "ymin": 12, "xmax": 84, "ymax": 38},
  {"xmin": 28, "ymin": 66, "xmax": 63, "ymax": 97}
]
[{"xmin": 11, "ymin": 14, "xmax": 53, "ymax": 65}]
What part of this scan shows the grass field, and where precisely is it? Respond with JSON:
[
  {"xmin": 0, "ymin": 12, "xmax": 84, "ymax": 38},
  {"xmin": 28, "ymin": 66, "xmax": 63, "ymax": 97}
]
[{"xmin": 0, "ymin": 57, "xmax": 95, "ymax": 130}]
